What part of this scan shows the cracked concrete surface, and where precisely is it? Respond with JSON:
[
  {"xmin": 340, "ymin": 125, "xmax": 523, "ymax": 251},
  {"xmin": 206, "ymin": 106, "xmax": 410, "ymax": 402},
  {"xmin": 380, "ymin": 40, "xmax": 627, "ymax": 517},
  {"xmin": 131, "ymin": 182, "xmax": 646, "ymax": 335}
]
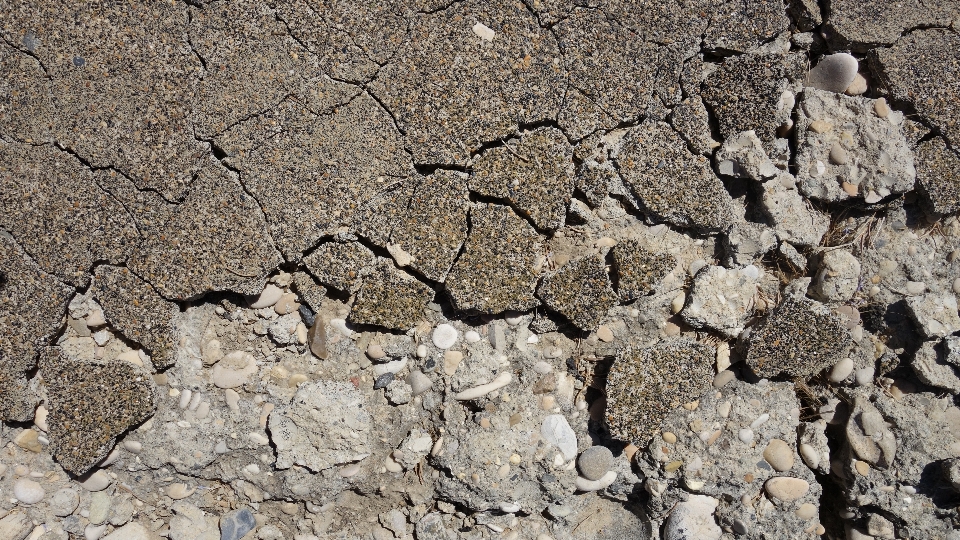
[{"xmin": 2, "ymin": 0, "xmax": 960, "ymax": 538}]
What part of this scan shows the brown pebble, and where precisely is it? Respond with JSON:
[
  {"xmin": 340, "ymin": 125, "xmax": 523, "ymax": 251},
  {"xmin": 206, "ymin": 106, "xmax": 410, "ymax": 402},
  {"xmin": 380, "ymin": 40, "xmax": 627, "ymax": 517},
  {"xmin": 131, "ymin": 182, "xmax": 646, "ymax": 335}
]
[
  {"xmin": 841, "ymin": 182, "xmax": 858, "ymax": 196},
  {"xmin": 662, "ymin": 432, "xmax": 677, "ymax": 444},
  {"xmin": 664, "ymin": 322, "xmax": 681, "ymax": 336},
  {"xmin": 664, "ymin": 460, "xmax": 683, "ymax": 472},
  {"xmin": 855, "ymin": 460, "xmax": 870, "ymax": 476},
  {"xmin": 274, "ymin": 293, "xmax": 300, "ymax": 315},
  {"xmin": 744, "ymin": 473, "xmax": 754, "ymax": 483},
  {"xmin": 874, "ymin": 98, "xmax": 890, "ymax": 118}
]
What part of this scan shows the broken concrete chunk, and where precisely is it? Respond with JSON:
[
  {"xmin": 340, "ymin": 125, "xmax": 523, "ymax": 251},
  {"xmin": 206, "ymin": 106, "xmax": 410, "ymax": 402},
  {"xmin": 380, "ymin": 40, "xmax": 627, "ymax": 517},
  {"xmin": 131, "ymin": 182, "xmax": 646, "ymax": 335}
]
[
  {"xmin": 715, "ymin": 131, "xmax": 778, "ymax": 180},
  {"xmin": 0, "ymin": 141, "xmax": 139, "ymax": 288},
  {"xmin": 913, "ymin": 341, "xmax": 960, "ymax": 395},
  {"xmin": 368, "ymin": 0, "xmax": 564, "ymax": 164},
  {"xmin": 217, "ymin": 94, "xmax": 411, "ymax": 259},
  {"xmin": 615, "ymin": 121, "xmax": 733, "ymax": 231},
  {"xmin": 745, "ymin": 296, "xmax": 851, "ymax": 378},
  {"xmin": 445, "ymin": 204, "xmax": 542, "ymax": 314},
  {"xmin": 349, "ymin": 260, "xmax": 433, "ymax": 331},
  {"xmin": 845, "ymin": 395, "xmax": 897, "ymax": 468},
  {"xmin": 722, "ymin": 222, "xmax": 778, "ymax": 267},
  {"xmin": 905, "ymin": 293, "xmax": 960, "ymax": 340},
  {"xmin": 390, "ymin": 170, "xmax": 470, "ymax": 282},
  {"xmin": 269, "ymin": 380, "xmax": 371, "ymax": 471},
  {"xmin": 681, "ymin": 265, "xmax": 760, "ymax": 338},
  {"xmin": 536, "ymin": 256, "xmax": 617, "ymax": 331},
  {"xmin": 703, "ymin": 0, "xmax": 789, "ymax": 53},
  {"xmin": 128, "ymin": 159, "xmax": 283, "ymax": 300},
  {"xmin": 470, "ymin": 127, "xmax": 574, "ymax": 232},
  {"xmin": 303, "ymin": 241, "xmax": 375, "ymax": 294},
  {"xmin": 759, "ymin": 177, "xmax": 830, "ymax": 248},
  {"xmin": 872, "ymin": 29, "xmax": 960, "ymax": 150},
  {"xmin": 90, "ymin": 265, "xmax": 178, "ymax": 368},
  {"xmin": 795, "ymin": 88, "xmax": 915, "ymax": 203},
  {"xmin": 810, "ymin": 249, "xmax": 861, "ymax": 303},
  {"xmin": 915, "ymin": 137, "xmax": 960, "ymax": 216},
  {"xmin": 0, "ymin": 235, "xmax": 73, "ymax": 421},
  {"xmin": 606, "ymin": 338, "xmax": 715, "ymax": 447},
  {"xmin": 40, "ymin": 348, "xmax": 158, "ymax": 475},
  {"xmin": 826, "ymin": 0, "xmax": 956, "ymax": 51},
  {"xmin": 611, "ymin": 239, "xmax": 675, "ymax": 301}
]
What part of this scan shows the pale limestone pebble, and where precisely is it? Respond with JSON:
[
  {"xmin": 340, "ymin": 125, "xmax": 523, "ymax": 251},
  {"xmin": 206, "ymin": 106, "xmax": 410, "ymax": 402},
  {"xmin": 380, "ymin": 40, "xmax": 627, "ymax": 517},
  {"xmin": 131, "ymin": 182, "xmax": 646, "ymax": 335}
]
[
  {"xmin": 830, "ymin": 357, "xmax": 855, "ymax": 383},
  {"xmin": 738, "ymin": 428, "xmax": 754, "ymax": 444},
  {"xmin": 372, "ymin": 357, "xmax": 407, "ymax": 377},
  {"xmin": 366, "ymin": 344, "xmax": 386, "ymax": 360},
  {"xmin": 541, "ymin": 414, "xmax": 578, "ymax": 461},
  {"xmin": 211, "ymin": 351, "xmax": 258, "ymax": 389},
  {"xmin": 432, "ymin": 324, "xmax": 459, "ymax": 349},
  {"xmin": 250, "ymin": 284, "xmax": 283, "ymax": 309},
  {"xmin": 274, "ymin": 293, "xmax": 300, "ymax": 315},
  {"xmin": 855, "ymin": 367, "xmax": 875, "ymax": 387},
  {"xmin": 454, "ymin": 372, "xmax": 513, "ymax": 400},
  {"xmin": 762, "ymin": 439, "xmax": 795, "ymax": 471},
  {"xmin": 165, "ymin": 483, "xmax": 196, "ymax": 500},
  {"xmin": 225, "ymin": 389, "xmax": 241, "ymax": 411},
  {"xmin": 664, "ymin": 495, "xmax": 722, "ymax": 540},
  {"xmin": 716, "ymin": 343, "xmax": 731, "ymax": 372},
  {"xmin": 116, "ymin": 350, "xmax": 144, "ymax": 367},
  {"xmin": 764, "ymin": 476, "xmax": 810, "ymax": 502},
  {"xmin": 122, "ymin": 440, "xmax": 143, "ymax": 454},
  {"xmin": 718, "ymin": 401, "xmax": 732, "ymax": 418},
  {"xmin": 13, "ymin": 478, "xmax": 45, "ymax": 504},
  {"xmin": 575, "ymin": 471, "xmax": 617, "ymax": 492},
  {"xmin": 102, "ymin": 522, "xmax": 152, "ymax": 540},
  {"xmin": 464, "ymin": 331, "xmax": 481, "ymax": 343},
  {"xmin": 85, "ymin": 524, "xmax": 108, "ymax": 540},
  {"xmin": 845, "ymin": 73, "xmax": 868, "ymax": 95},
  {"xmin": 79, "ymin": 470, "xmax": 111, "ymax": 492},
  {"xmin": 91, "ymin": 330, "xmax": 111, "ymax": 347},
  {"xmin": 799, "ymin": 443, "xmax": 820, "ymax": 470},
  {"xmin": 806, "ymin": 53, "xmax": 859, "ymax": 93},
  {"xmin": 795, "ymin": 502, "xmax": 818, "ymax": 519},
  {"xmin": 443, "ymin": 351, "xmax": 463, "ymax": 376},
  {"xmin": 595, "ymin": 325, "xmax": 614, "ymax": 343}
]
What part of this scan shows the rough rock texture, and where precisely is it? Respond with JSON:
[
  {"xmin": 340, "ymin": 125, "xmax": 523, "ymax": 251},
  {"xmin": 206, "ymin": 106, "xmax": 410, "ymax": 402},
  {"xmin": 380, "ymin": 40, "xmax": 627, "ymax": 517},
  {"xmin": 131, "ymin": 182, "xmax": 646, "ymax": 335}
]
[
  {"xmin": 128, "ymin": 159, "xmax": 282, "ymax": 300},
  {"xmin": 445, "ymin": 204, "xmax": 543, "ymax": 314},
  {"xmin": 795, "ymin": 88, "xmax": 915, "ymax": 203},
  {"xmin": 90, "ymin": 265, "xmax": 178, "ymax": 368},
  {"xmin": 349, "ymin": 260, "xmax": 433, "ymax": 330},
  {"xmin": 0, "ymin": 142, "xmax": 138, "ymax": 287},
  {"xmin": 40, "ymin": 348, "xmax": 158, "ymax": 475},
  {"xmin": 611, "ymin": 240, "xmax": 674, "ymax": 301},
  {"xmin": 269, "ymin": 381, "xmax": 371, "ymax": 471},
  {"xmin": 470, "ymin": 128, "xmax": 574, "ymax": 232},
  {"xmin": 745, "ymin": 296, "xmax": 851, "ymax": 378},
  {"xmin": 760, "ymin": 177, "xmax": 830, "ymax": 247},
  {"xmin": 915, "ymin": 136, "xmax": 960, "ymax": 216},
  {"xmin": 614, "ymin": 122, "xmax": 732, "ymax": 231},
  {"xmin": 681, "ymin": 265, "xmax": 760, "ymax": 338},
  {"xmin": 303, "ymin": 240, "xmax": 376, "ymax": 294},
  {"xmin": 0, "ymin": 0, "xmax": 206, "ymax": 201},
  {"xmin": 390, "ymin": 170, "xmax": 470, "ymax": 281},
  {"xmin": 606, "ymin": 338, "xmax": 715, "ymax": 447},
  {"xmin": 826, "ymin": 0, "xmax": 958, "ymax": 51},
  {"xmin": 218, "ymin": 94, "xmax": 411, "ymax": 259},
  {"xmin": 536, "ymin": 256, "xmax": 617, "ymax": 331},
  {"xmin": 368, "ymin": 0, "xmax": 564, "ymax": 164},
  {"xmin": 872, "ymin": 29, "xmax": 960, "ymax": 149},
  {"xmin": 0, "ymin": 235, "xmax": 72, "ymax": 421}
]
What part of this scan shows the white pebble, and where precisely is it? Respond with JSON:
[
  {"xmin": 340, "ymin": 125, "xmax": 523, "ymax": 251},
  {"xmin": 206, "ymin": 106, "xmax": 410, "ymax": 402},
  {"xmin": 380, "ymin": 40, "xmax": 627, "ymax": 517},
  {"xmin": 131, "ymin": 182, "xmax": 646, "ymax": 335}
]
[
  {"xmin": 79, "ymin": 471, "xmax": 111, "ymax": 492},
  {"xmin": 829, "ymin": 358, "xmax": 854, "ymax": 383},
  {"xmin": 123, "ymin": 440, "xmax": 143, "ymax": 454},
  {"xmin": 765, "ymin": 477, "xmax": 810, "ymax": 502},
  {"xmin": 750, "ymin": 413, "xmax": 770, "ymax": 429},
  {"xmin": 454, "ymin": 372, "xmax": 512, "ymax": 400},
  {"xmin": 527, "ymin": 334, "xmax": 539, "ymax": 344},
  {"xmin": 718, "ymin": 401, "xmax": 731, "ymax": 418},
  {"xmin": 856, "ymin": 367, "xmax": 875, "ymax": 386},
  {"xmin": 664, "ymin": 495, "xmax": 722, "ymax": 540},
  {"xmin": 432, "ymin": 324, "xmax": 459, "ymax": 349},
  {"xmin": 738, "ymin": 428, "xmax": 754, "ymax": 444},
  {"xmin": 178, "ymin": 389, "xmax": 192, "ymax": 409},
  {"xmin": 541, "ymin": 415, "xmax": 578, "ymax": 461},
  {"xmin": 165, "ymin": 483, "xmax": 196, "ymax": 500},
  {"xmin": 464, "ymin": 331, "xmax": 481, "ymax": 343},
  {"xmin": 806, "ymin": 53, "xmax": 858, "ymax": 93},
  {"xmin": 472, "ymin": 22, "xmax": 495, "ymax": 41},
  {"xmin": 905, "ymin": 281, "xmax": 926, "ymax": 295},
  {"xmin": 85, "ymin": 524, "xmax": 108, "ymax": 540},
  {"xmin": 13, "ymin": 478, "xmax": 45, "ymax": 504},
  {"xmin": 575, "ymin": 471, "xmax": 617, "ymax": 492},
  {"xmin": 799, "ymin": 443, "xmax": 819, "ymax": 470},
  {"xmin": 416, "ymin": 344, "xmax": 427, "ymax": 358}
]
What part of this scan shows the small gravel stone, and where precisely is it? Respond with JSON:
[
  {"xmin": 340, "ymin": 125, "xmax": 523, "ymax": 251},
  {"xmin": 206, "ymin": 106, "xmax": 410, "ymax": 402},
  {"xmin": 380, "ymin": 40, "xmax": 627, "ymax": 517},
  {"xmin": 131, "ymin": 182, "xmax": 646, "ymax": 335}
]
[
  {"xmin": 830, "ymin": 358, "xmax": 854, "ymax": 383},
  {"xmin": 250, "ymin": 284, "xmax": 283, "ymax": 309},
  {"xmin": 406, "ymin": 371, "xmax": 433, "ymax": 396},
  {"xmin": 738, "ymin": 428, "xmax": 754, "ymax": 444},
  {"xmin": 50, "ymin": 488, "xmax": 80, "ymax": 517},
  {"xmin": 373, "ymin": 373, "xmax": 395, "ymax": 390},
  {"xmin": 577, "ymin": 446, "xmax": 614, "ymax": 481}
]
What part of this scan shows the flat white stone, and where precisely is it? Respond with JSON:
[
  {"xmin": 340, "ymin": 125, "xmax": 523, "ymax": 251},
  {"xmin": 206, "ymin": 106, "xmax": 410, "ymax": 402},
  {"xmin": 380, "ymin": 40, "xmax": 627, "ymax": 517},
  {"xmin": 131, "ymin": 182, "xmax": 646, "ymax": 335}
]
[
  {"xmin": 472, "ymin": 22, "xmax": 495, "ymax": 42},
  {"xmin": 432, "ymin": 324, "xmax": 458, "ymax": 349},
  {"xmin": 541, "ymin": 415, "xmax": 578, "ymax": 461}
]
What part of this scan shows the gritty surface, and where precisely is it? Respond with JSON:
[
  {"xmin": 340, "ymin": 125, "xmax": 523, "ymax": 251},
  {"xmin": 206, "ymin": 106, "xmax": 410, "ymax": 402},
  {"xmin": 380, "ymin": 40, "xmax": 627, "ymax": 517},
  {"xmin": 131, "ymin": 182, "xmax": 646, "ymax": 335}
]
[{"xmin": 2, "ymin": 1, "xmax": 960, "ymax": 539}]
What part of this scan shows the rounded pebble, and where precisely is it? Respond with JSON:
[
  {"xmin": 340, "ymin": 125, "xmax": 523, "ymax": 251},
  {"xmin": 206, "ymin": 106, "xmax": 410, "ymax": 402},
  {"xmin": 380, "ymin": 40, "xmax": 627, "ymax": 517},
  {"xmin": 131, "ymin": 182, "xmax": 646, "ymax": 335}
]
[
  {"xmin": 662, "ymin": 432, "xmax": 677, "ymax": 444},
  {"xmin": 464, "ymin": 330, "xmax": 481, "ymax": 343},
  {"xmin": 577, "ymin": 446, "xmax": 614, "ymax": 481},
  {"xmin": 855, "ymin": 367, "xmax": 875, "ymax": 386},
  {"xmin": 432, "ymin": 324, "xmax": 458, "ymax": 349},
  {"xmin": 366, "ymin": 344, "xmax": 385, "ymax": 360},
  {"xmin": 806, "ymin": 53, "xmax": 859, "ymax": 93},
  {"xmin": 799, "ymin": 443, "xmax": 820, "ymax": 470},
  {"xmin": 795, "ymin": 503, "xmax": 818, "ymax": 519},
  {"xmin": 50, "ymin": 488, "xmax": 80, "ymax": 517},
  {"xmin": 671, "ymin": 294, "xmax": 685, "ymax": 314},
  {"xmin": 595, "ymin": 325, "xmax": 614, "ymax": 342},
  {"xmin": 406, "ymin": 370, "xmax": 433, "ymax": 396},
  {"xmin": 953, "ymin": 278, "xmax": 960, "ymax": 294},
  {"xmin": 738, "ymin": 428, "xmax": 754, "ymax": 444},
  {"xmin": 905, "ymin": 281, "xmax": 926, "ymax": 295},
  {"xmin": 764, "ymin": 477, "xmax": 810, "ymax": 502},
  {"xmin": 13, "ymin": 478, "xmax": 44, "ymax": 504},
  {"xmin": 829, "ymin": 143, "xmax": 848, "ymax": 165},
  {"xmin": 713, "ymin": 370, "xmax": 735, "ymax": 388},
  {"xmin": 844, "ymin": 73, "xmax": 868, "ymax": 95},
  {"xmin": 250, "ymin": 284, "xmax": 283, "ymax": 309},
  {"xmin": 79, "ymin": 470, "xmax": 111, "ymax": 492},
  {"xmin": 762, "ymin": 439, "xmax": 795, "ymax": 471},
  {"xmin": 829, "ymin": 357, "xmax": 854, "ymax": 383}
]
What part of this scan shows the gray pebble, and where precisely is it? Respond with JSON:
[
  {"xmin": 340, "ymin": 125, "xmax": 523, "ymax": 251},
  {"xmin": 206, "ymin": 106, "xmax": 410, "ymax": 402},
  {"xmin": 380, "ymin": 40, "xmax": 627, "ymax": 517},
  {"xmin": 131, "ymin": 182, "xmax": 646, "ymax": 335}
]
[
  {"xmin": 577, "ymin": 446, "xmax": 614, "ymax": 481},
  {"xmin": 373, "ymin": 372, "xmax": 395, "ymax": 390},
  {"xmin": 220, "ymin": 508, "xmax": 256, "ymax": 540},
  {"xmin": 806, "ymin": 53, "xmax": 858, "ymax": 93}
]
